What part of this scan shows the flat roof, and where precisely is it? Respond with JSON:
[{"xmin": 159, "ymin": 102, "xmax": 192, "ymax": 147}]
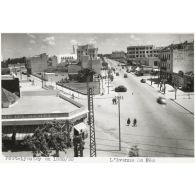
[{"xmin": 2, "ymin": 93, "xmax": 78, "ymax": 115}]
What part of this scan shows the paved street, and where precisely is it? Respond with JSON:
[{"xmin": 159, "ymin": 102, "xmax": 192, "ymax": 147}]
[
  {"xmin": 96, "ymin": 58, "xmax": 194, "ymax": 157},
  {"xmin": 20, "ymin": 60, "xmax": 194, "ymax": 157}
]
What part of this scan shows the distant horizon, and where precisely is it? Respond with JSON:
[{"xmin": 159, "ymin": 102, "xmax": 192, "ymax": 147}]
[{"xmin": 1, "ymin": 33, "xmax": 194, "ymax": 60}]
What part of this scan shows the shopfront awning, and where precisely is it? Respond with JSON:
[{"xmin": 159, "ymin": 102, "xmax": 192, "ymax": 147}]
[
  {"xmin": 2, "ymin": 133, "xmax": 33, "ymax": 140},
  {"xmin": 74, "ymin": 122, "xmax": 87, "ymax": 133}
]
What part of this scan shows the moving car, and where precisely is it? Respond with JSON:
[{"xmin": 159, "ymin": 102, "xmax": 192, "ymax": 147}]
[
  {"xmin": 115, "ymin": 85, "xmax": 127, "ymax": 92},
  {"xmin": 157, "ymin": 97, "xmax": 166, "ymax": 104},
  {"xmin": 124, "ymin": 74, "xmax": 128, "ymax": 78},
  {"xmin": 140, "ymin": 79, "xmax": 146, "ymax": 83}
]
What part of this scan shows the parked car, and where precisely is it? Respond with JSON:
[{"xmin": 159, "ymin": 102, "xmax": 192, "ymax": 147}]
[
  {"xmin": 157, "ymin": 97, "xmax": 166, "ymax": 104},
  {"xmin": 140, "ymin": 79, "xmax": 146, "ymax": 83},
  {"xmin": 124, "ymin": 74, "xmax": 128, "ymax": 78},
  {"xmin": 116, "ymin": 72, "xmax": 119, "ymax": 76},
  {"xmin": 115, "ymin": 85, "xmax": 127, "ymax": 92}
]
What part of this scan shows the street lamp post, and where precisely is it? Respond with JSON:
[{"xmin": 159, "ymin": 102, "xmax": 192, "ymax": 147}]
[
  {"xmin": 117, "ymin": 95, "xmax": 123, "ymax": 151},
  {"xmin": 107, "ymin": 70, "xmax": 110, "ymax": 94}
]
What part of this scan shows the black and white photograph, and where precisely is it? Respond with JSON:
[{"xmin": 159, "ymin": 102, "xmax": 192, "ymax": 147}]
[{"xmin": 1, "ymin": 33, "xmax": 194, "ymax": 158}]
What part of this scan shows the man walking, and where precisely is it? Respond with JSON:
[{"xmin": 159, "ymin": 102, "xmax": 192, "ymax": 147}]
[
  {"xmin": 127, "ymin": 118, "xmax": 131, "ymax": 126},
  {"xmin": 132, "ymin": 118, "xmax": 137, "ymax": 127}
]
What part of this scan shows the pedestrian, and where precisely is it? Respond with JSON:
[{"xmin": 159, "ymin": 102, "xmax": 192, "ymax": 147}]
[
  {"xmin": 132, "ymin": 91, "xmax": 134, "ymax": 95},
  {"xmin": 132, "ymin": 118, "xmax": 137, "ymax": 127},
  {"xmin": 127, "ymin": 118, "xmax": 131, "ymax": 126},
  {"xmin": 115, "ymin": 97, "xmax": 117, "ymax": 104},
  {"xmin": 112, "ymin": 98, "xmax": 114, "ymax": 104}
]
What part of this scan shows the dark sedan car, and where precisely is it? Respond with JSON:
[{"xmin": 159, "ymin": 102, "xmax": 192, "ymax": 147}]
[
  {"xmin": 157, "ymin": 97, "xmax": 166, "ymax": 104},
  {"xmin": 140, "ymin": 79, "xmax": 146, "ymax": 83},
  {"xmin": 115, "ymin": 85, "xmax": 127, "ymax": 92},
  {"xmin": 124, "ymin": 74, "xmax": 128, "ymax": 78}
]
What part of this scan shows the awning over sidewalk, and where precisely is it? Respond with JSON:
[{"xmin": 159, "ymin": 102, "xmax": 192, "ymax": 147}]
[
  {"xmin": 3, "ymin": 133, "xmax": 33, "ymax": 140},
  {"xmin": 74, "ymin": 122, "xmax": 87, "ymax": 133}
]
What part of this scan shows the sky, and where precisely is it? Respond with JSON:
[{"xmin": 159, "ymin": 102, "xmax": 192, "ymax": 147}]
[{"xmin": 1, "ymin": 33, "xmax": 194, "ymax": 60}]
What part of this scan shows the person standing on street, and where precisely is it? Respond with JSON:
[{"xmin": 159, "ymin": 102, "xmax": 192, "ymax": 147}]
[
  {"xmin": 127, "ymin": 118, "xmax": 131, "ymax": 126},
  {"xmin": 132, "ymin": 118, "xmax": 137, "ymax": 127}
]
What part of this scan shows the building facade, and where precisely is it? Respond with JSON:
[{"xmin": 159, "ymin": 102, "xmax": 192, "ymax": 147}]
[
  {"xmin": 48, "ymin": 55, "xmax": 58, "ymax": 67},
  {"xmin": 127, "ymin": 45, "xmax": 160, "ymax": 64},
  {"xmin": 76, "ymin": 44, "xmax": 101, "ymax": 75},
  {"xmin": 159, "ymin": 41, "xmax": 194, "ymax": 90},
  {"xmin": 77, "ymin": 44, "xmax": 98, "ymax": 62},
  {"xmin": 27, "ymin": 53, "xmax": 48, "ymax": 73},
  {"xmin": 111, "ymin": 51, "xmax": 126, "ymax": 59},
  {"xmin": 111, "ymin": 51, "xmax": 126, "ymax": 63}
]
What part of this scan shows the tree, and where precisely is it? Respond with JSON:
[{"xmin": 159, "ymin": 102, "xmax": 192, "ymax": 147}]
[
  {"xmin": 77, "ymin": 68, "xmax": 96, "ymax": 82},
  {"xmin": 172, "ymin": 75, "xmax": 180, "ymax": 99},
  {"xmin": 178, "ymin": 70, "xmax": 184, "ymax": 77},
  {"xmin": 22, "ymin": 120, "xmax": 73, "ymax": 157}
]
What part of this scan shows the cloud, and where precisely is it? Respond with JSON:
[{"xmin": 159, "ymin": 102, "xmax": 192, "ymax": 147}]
[
  {"xmin": 130, "ymin": 34, "xmax": 135, "ymax": 39},
  {"xmin": 130, "ymin": 34, "xmax": 141, "ymax": 41},
  {"xmin": 27, "ymin": 33, "xmax": 36, "ymax": 39},
  {"xmin": 43, "ymin": 36, "xmax": 55, "ymax": 46},
  {"xmin": 29, "ymin": 39, "xmax": 36, "ymax": 44},
  {"xmin": 89, "ymin": 37, "xmax": 97, "ymax": 45},
  {"xmin": 70, "ymin": 39, "xmax": 79, "ymax": 45}
]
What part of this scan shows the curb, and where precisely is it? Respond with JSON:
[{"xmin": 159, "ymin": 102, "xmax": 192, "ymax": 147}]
[{"xmin": 170, "ymin": 99, "xmax": 194, "ymax": 115}]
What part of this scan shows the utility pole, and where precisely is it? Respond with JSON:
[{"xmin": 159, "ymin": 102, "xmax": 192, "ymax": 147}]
[
  {"xmin": 87, "ymin": 57, "xmax": 96, "ymax": 157},
  {"xmin": 117, "ymin": 96, "xmax": 122, "ymax": 151},
  {"xmin": 107, "ymin": 70, "xmax": 110, "ymax": 94},
  {"xmin": 42, "ymin": 72, "xmax": 43, "ymax": 88},
  {"xmin": 88, "ymin": 87, "xmax": 96, "ymax": 157}
]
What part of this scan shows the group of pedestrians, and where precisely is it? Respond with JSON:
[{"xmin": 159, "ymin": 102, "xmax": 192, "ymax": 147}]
[
  {"xmin": 127, "ymin": 118, "xmax": 137, "ymax": 127},
  {"xmin": 112, "ymin": 96, "xmax": 124, "ymax": 105}
]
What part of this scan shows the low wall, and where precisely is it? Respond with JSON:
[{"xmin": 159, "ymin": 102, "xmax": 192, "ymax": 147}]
[
  {"xmin": 56, "ymin": 84, "xmax": 87, "ymax": 99},
  {"xmin": 32, "ymin": 73, "xmax": 47, "ymax": 81},
  {"xmin": 56, "ymin": 82, "xmax": 100, "ymax": 98}
]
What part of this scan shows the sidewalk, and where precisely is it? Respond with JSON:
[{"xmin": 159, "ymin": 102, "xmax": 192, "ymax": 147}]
[{"xmin": 144, "ymin": 76, "xmax": 194, "ymax": 114}]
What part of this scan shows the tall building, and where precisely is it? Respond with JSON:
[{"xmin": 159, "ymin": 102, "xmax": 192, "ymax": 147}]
[
  {"xmin": 111, "ymin": 51, "xmax": 126, "ymax": 59},
  {"xmin": 127, "ymin": 45, "xmax": 160, "ymax": 64},
  {"xmin": 159, "ymin": 41, "xmax": 194, "ymax": 90},
  {"xmin": 27, "ymin": 53, "xmax": 48, "ymax": 73},
  {"xmin": 76, "ymin": 44, "xmax": 101, "ymax": 75},
  {"xmin": 111, "ymin": 51, "xmax": 126, "ymax": 63},
  {"xmin": 77, "ymin": 44, "xmax": 98, "ymax": 62},
  {"xmin": 48, "ymin": 55, "xmax": 58, "ymax": 67}
]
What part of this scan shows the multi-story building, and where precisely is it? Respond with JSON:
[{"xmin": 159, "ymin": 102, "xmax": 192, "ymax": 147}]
[
  {"xmin": 76, "ymin": 44, "xmax": 101, "ymax": 75},
  {"xmin": 2, "ymin": 86, "xmax": 88, "ymax": 154},
  {"xmin": 111, "ymin": 51, "xmax": 126, "ymax": 63},
  {"xmin": 47, "ymin": 55, "xmax": 58, "ymax": 67},
  {"xmin": 127, "ymin": 45, "xmax": 160, "ymax": 64},
  {"xmin": 77, "ymin": 44, "xmax": 98, "ymax": 62},
  {"xmin": 26, "ymin": 53, "xmax": 48, "ymax": 73},
  {"xmin": 159, "ymin": 41, "xmax": 194, "ymax": 90},
  {"xmin": 111, "ymin": 51, "xmax": 126, "ymax": 59}
]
